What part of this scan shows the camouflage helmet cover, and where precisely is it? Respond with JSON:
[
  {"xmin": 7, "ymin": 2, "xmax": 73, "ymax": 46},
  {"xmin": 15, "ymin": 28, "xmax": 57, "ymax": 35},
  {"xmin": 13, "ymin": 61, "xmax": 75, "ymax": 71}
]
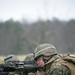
[
  {"xmin": 34, "ymin": 44, "xmax": 57, "ymax": 59},
  {"xmin": 24, "ymin": 53, "xmax": 34, "ymax": 61},
  {"xmin": 4, "ymin": 54, "xmax": 19, "ymax": 63}
]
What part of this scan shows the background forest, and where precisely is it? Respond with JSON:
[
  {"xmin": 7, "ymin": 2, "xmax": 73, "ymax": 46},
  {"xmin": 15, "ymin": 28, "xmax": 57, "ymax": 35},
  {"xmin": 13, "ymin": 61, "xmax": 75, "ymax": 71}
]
[{"xmin": 0, "ymin": 18, "xmax": 75, "ymax": 55}]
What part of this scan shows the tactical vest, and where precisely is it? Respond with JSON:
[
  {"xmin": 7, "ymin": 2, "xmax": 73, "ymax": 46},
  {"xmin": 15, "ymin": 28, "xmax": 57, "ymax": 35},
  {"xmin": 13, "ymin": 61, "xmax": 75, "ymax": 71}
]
[
  {"xmin": 55, "ymin": 58, "xmax": 75, "ymax": 75},
  {"xmin": 55, "ymin": 54, "xmax": 75, "ymax": 75},
  {"xmin": 45, "ymin": 54, "xmax": 75, "ymax": 75}
]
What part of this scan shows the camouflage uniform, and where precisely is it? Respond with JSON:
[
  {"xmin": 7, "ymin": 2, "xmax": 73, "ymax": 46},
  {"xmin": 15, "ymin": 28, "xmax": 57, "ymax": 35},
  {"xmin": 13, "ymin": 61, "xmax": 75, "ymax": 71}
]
[
  {"xmin": 34, "ymin": 44, "xmax": 71, "ymax": 75},
  {"xmin": 50, "ymin": 60, "xmax": 71, "ymax": 75}
]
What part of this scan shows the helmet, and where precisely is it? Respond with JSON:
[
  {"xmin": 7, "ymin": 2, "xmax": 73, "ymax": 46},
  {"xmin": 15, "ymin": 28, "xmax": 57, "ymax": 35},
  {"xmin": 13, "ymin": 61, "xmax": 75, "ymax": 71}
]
[
  {"xmin": 34, "ymin": 43, "xmax": 57, "ymax": 59},
  {"xmin": 24, "ymin": 53, "xmax": 34, "ymax": 61},
  {"xmin": 4, "ymin": 54, "xmax": 19, "ymax": 63}
]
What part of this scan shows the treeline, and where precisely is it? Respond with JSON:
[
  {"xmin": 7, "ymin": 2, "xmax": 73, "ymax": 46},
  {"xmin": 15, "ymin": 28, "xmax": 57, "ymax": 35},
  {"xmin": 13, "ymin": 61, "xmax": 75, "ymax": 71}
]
[{"xmin": 0, "ymin": 18, "xmax": 75, "ymax": 55}]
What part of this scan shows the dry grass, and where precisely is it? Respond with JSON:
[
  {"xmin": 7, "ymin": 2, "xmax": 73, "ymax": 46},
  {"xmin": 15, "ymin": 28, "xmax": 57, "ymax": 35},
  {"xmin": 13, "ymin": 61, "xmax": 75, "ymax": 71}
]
[
  {"xmin": 0, "ymin": 56, "xmax": 5, "ymax": 63},
  {"xmin": 17, "ymin": 55, "xmax": 26, "ymax": 61},
  {"xmin": 0, "ymin": 55, "xmax": 26, "ymax": 63}
]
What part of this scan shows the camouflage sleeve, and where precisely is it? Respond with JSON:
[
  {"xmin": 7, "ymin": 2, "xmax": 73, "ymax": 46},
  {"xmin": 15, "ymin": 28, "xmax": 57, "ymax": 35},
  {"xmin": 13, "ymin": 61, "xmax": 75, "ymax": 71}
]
[{"xmin": 49, "ymin": 63, "xmax": 71, "ymax": 75}]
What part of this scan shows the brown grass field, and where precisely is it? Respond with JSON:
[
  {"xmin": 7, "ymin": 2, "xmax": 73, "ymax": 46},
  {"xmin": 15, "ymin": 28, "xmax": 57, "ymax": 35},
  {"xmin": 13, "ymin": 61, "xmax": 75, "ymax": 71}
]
[{"xmin": 0, "ymin": 55, "xmax": 26, "ymax": 63}]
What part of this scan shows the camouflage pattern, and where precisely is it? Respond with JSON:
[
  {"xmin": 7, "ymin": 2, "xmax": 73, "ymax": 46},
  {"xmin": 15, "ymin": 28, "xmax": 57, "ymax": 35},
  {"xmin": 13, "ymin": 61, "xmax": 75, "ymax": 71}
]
[
  {"xmin": 4, "ymin": 54, "xmax": 19, "ymax": 63},
  {"xmin": 34, "ymin": 43, "xmax": 57, "ymax": 60},
  {"xmin": 24, "ymin": 53, "xmax": 34, "ymax": 61},
  {"xmin": 49, "ymin": 61, "xmax": 71, "ymax": 75}
]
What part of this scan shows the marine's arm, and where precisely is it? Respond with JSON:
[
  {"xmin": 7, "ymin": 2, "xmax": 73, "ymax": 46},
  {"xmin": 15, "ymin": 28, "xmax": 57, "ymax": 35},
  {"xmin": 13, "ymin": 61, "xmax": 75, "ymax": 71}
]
[{"xmin": 49, "ymin": 63, "xmax": 71, "ymax": 75}]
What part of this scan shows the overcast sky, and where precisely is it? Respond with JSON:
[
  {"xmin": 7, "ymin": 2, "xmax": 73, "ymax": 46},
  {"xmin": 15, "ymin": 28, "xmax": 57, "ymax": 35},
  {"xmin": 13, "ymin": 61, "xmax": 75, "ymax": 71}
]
[{"xmin": 0, "ymin": 0, "xmax": 75, "ymax": 22}]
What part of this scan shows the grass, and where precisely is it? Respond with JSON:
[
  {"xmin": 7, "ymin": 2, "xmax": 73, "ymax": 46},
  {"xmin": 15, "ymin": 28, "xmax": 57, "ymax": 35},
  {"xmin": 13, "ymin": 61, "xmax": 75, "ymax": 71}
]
[{"xmin": 0, "ymin": 56, "xmax": 5, "ymax": 63}]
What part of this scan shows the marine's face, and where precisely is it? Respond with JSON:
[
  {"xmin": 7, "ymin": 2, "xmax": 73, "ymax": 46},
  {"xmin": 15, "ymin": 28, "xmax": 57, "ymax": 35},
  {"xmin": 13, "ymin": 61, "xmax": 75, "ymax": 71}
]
[
  {"xmin": 36, "ymin": 56, "xmax": 50, "ymax": 67},
  {"xmin": 36, "ymin": 56, "xmax": 45, "ymax": 67}
]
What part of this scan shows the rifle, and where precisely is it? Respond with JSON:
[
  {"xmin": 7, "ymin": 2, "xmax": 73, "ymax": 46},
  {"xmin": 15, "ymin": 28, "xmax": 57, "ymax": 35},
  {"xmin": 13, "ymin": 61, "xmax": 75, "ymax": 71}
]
[{"xmin": 0, "ymin": 60, "xmax": 42, "ymax": 75}]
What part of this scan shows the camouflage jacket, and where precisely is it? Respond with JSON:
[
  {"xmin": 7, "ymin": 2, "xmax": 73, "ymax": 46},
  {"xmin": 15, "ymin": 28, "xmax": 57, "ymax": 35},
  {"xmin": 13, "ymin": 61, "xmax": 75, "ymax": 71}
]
[
  {"xmin": 44, "ymin": 57, "xmax": 71, "ymax": 75},
  {"xmin": 49, "ymin": 60, "xmax": 71, "ymax": 75}
]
